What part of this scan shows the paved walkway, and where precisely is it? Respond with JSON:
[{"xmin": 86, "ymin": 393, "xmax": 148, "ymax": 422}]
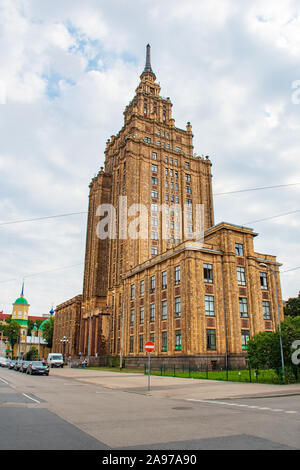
[{"xmin": 51, "ymin": 367, "xmax": 300, "ymax": 400}]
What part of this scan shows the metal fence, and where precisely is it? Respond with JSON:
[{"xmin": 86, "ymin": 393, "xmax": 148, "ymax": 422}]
[{"xmin": 143, "ymin": 362, "xmax": 288, "ymax": 384}]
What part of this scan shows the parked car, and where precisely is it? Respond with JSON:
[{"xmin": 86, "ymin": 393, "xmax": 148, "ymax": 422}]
[
  {"xmin": 0, "ymin": 357, "xmax": 11, "ymax": 367},
  {"xmin": 8, "ymin": 360, "xmax": 16, "ymax": 370},
  {"xmin": 14, "ymin": 359, "xmax": 23, "ymax": 371},
  {"xmin": 47, "ymin": 353, "xmax": 64, "ymax": 368},
  {"xmin": 19, "ymin": 361, "xmax": 31, "ymax": 373},
  {"xmin": 26, "ymin": 361, "xmax": 49, "ymax": 376}
]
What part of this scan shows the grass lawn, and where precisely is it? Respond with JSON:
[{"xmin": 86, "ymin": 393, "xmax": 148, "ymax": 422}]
[{"xmin": 87, "ymin": 366, "xmax": 283, "ymax": 384}]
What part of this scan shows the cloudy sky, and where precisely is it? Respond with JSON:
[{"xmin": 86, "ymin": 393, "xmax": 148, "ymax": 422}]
[{"xmin": 0, "ymin": 0, "xmax": 299, "ymax": 315}]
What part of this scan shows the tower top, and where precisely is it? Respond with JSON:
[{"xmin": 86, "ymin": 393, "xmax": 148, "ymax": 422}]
[{"xmin": 140, "ymin": 44, "xmax": 156, "ymax": 80}]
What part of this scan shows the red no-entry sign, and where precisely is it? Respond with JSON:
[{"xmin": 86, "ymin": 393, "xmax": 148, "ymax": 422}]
[{"xmin": 145, "ymin": 341, "xmax": 155, "ymax": 353}]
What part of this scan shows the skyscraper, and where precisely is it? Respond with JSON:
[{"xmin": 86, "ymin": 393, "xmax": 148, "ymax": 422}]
[{"xmin": 55, "ymin": 45, "xmax": 284, "ymax": 369}]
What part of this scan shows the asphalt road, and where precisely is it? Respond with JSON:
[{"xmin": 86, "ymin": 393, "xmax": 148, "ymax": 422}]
[{"xmin": 0, "ymin": 366, "xmax": 300, "ymax": 451}]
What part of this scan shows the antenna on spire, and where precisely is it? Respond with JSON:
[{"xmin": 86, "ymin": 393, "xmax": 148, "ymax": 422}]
[{"xmin": 142, "ymin": 44, "xmax": 155, "ymax": 78}]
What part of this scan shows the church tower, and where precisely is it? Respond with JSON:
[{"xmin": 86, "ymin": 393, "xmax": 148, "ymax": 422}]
[{"xmin": 11, "ymin": 282, "xmax": 29, "ymax": 356}]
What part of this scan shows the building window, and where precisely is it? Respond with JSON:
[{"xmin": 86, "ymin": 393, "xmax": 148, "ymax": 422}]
[
  {"xmin": 175, "ymin": 297, "xmax": 181, "ymax": 317},
  {"xmin": 140, "ymin": 280, "xmax": 144, "ymax": 297},
  {"xmin": 150, "ymin": 275, "xmax": 155, "ymax": 293},
  {"xmin": 152, "ymin": 164, "xmax": 158, "ymax": 172},
  {"xmin": 175, "ymin": 265, "xmax": 181, "ymax": 285},
  {"xmin": 131, "ymin": 284, "xmax": 135, "ymax": 299},
  {"xmin": 162, "ymin": 300, "xmax": 167, "ymax": 320},
  {"xmin": 129, "ymin": 336, "xmax": 134, "ymax": 353},
  {"xmin": 237, "ymin": 267, "xmax": 246, "ymax": 286},
  {"xmin": 144, "ymin": 137, "xmax": 151, "ymax": 143},
  {"xmin": 162, "ymin": 271, "xmax": 167, "ymax": 289},
  {"xmin": 185, "ymin": 173, "xmax": 191, "ymax": 182},
  {"xmin": 241, "ymin": 330, "xmax": 250, "ymax": 350},
  {"xmin": 151, "ymin": 231, "xmax": 158, "ymax": 240},
  {"xmin": 165, "ymin": 156, "xmax": 168, "ymax": 163},
  {"xmin": 260, "ymin": 272, "xmax": 268, "ymax": 290},
  {"xmin": 205, "ymin": 295, "xmax": 214, "ymax": 316},
  {"xmin": 152, "ymin": 152, "xmax": 157, "ymax": 160},
  {"xmin": 139, "ymin": 334, "xmax": 144, "ymax": 352},
  {"xmin": 185, "ymin": 161, "xmax": 190, "ymax": 169},
  {"xmin": 186, "ymin": 198, "xmax": 192, "ymax": 205},
  {"xmin": 152, "ymin": 217, "xmax": 158, "ymax": 226},
  {"xmin": 235, "ymin": 243, "xmax": 244, "ymax": 256},
  {"xmin": 239, "ymin": 298, "xmax": 248, "ymax": 318},
  {"xmin": 151, "ymin": 246, "xmax": 158, "ymax": 255},
  {"xmin": 175, "ymin": 330, "xmax": 182, "ymax": 351},
  {"xmin": 150, "ymin": 303, "xmax": 155, "ymax": 322},
  {"xmin": 207, "ymin": 329, "xmax": 216, "ymax": 350},
  {"xmin": 150, "ymin": 333, "xmax": 155, "ymax": 344},
  {"xmin": 152, "ymin": 177, "xmax": 158, "ymax": 185},
  {"xmin": 151, "ymin": 190, "xmax": 158, "ymax": 199},
  {"xmin": 165, "ymin": 193, "xmax": 169, "ymax": 201},
  {"xmin": 262, "ymin": 301, "xmax": 271, "ymax": 320},
  {"xmin": 204, "ymin": 264, "xmax": 213, "ymax": 283},
  {"xmin": 151, "ymin": 204, "xmax": 158, "ymax": 212},
  {"xmin": 186, "ymin": 185, "xmax": 192, "ymax": 194},
  {"xmin": 140, "ymin": 306, "xmax": 144, "ymax": 324},
  {"xmin": 130, "ymin": 309, "xmax": 135, "ymax": 326},
  {"xmin": 162, "ymin": 331, "xmax": 167, "ymax": 351},
  {"xmin": 165, "ymin": 168, "xmax": 168, "ymax": 176}
]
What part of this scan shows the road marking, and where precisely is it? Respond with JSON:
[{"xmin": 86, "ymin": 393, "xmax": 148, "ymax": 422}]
[
  {"xmin": 0, "ymin": 377, "xmax": 16, "ymax": 389},
  {"xmin": 22, "ymin": 393, "xmax": 40, "ymax": 404},
  {"xmin": 0, "ymin": 378, "xmax": 9, "ymax": 385},
  {"xmin": 186, "ymin": 399, "xmax": 298, "ymax": 415}
]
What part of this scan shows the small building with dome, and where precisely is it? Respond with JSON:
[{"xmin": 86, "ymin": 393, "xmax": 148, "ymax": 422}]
[{"xmin": 9, "ymin": 283, "xmax": 53, "ymax": 359}]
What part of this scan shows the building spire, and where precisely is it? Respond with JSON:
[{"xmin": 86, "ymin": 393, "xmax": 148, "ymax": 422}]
[
  {"xmin": 143, "ymin": 44, "xmax": 154, "ymax": 75},
  {"xmin": 21, "ymin": 280, "xmax": 24, "ymax": 297}
]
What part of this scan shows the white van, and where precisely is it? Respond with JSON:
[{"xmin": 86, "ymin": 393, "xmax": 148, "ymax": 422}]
[{"xmin": 47, "ymin": 353, "xmax": 64, "ymax": 368}]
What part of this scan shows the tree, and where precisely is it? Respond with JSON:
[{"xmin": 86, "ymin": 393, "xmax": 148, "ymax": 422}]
[
  {"xmin": 41, "ymin": 316, "xmax": 54, "ymax": 348},
  {"xmin": 284, "ymin": 295, "xmax": 300, "ymax": 318},
  {"xmin": 6, "ymin": 321, "xmax": 20, "ymax": 355},
  {"xmin": 24, "ymin": 347, "xmax": 38, "ymax": 361},
  {"xmin": 247, "ymin": 332, "xmax": 277, "ymax": 369},
  {"xmin": 247, "ymin": 316, "xmax": 300, "ymax": 382}
]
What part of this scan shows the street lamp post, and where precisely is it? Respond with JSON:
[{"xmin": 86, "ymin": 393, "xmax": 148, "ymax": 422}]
[
  {"xmin": 120, "ymin": 289, "xmax": 125, "ymax": 370},
  {"xmin": 60, "ymin": 336, "xmax": 69, "ymax": 363},
  {"xmin": 259, "ymin": 262, "xmax": 285, "ymax": 382}
]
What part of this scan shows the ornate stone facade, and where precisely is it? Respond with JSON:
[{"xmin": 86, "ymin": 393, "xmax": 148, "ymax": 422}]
[{"xmin": 52, "ymin": 295, "xmax": 82, "ymax": 356}]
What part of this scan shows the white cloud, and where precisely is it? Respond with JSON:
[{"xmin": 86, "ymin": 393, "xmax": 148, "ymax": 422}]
[{"xmin": 0, "ymin": 0, "xmax": 299, "ymax": 315}]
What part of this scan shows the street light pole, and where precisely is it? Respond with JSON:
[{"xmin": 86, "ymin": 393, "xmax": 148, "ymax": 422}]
[
  {"xmin": 259, "ymin": 262, "xmax": 285, "ymax": 381},
  {"xmin": 120, "ymin": 288, "xmax": 125, "ymax": 370},
  {"xmin": 60, "ymin": 336, "xmax": 69, "ymax": 363}
]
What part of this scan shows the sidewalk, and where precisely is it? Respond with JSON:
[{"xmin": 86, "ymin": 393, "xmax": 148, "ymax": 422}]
[{"xmin": 50, "ymin": 367, "xmax": 300, "ymax": 401}]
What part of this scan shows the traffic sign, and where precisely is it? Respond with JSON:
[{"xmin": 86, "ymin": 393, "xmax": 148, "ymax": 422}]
[{"xmin": 145, "ymin": 341, "xmax": 155, "ymax": 353}]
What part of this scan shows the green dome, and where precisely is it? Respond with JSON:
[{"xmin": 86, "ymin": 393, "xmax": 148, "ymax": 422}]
[
  {"xmin": 14, "ymin": 296, "xmax": 29, "ymax": 305},
  {"xmin": 39, "ymin": 318, "xmax": 50, "ymax": 330}
]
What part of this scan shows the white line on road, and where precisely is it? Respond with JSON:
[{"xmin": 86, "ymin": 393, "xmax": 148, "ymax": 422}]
[
  {"xmin": 186, "ymin": 399, "xmax": 298, "ymax": 415},
  {"xmin": 0, "ymin": 377, "xmax": 16, "ymax": 388},
  {"xmin": 22, "ymin": 393, "xmax": 40, "ymax": 404},
  {"xmin": 0, "ymin": 377, "xmax": 9, "ymax": 385}
]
